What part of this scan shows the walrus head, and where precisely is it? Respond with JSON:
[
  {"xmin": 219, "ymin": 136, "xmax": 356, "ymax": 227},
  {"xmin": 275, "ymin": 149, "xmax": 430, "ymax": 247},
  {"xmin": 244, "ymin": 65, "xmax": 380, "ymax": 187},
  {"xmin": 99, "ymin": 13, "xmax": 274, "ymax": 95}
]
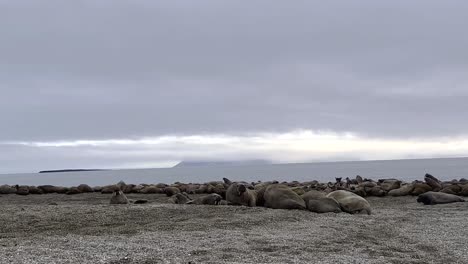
[
  {"xmin": 335, "ymin": 178, "xmax": 342, "ymax": 183},
  {"xmin": 237, "ymin": 184, "xmax": 247, "ymax": 196},
  {"xmin": 212, "ymin": 194, "xmax": 223, "ymax": 204}
]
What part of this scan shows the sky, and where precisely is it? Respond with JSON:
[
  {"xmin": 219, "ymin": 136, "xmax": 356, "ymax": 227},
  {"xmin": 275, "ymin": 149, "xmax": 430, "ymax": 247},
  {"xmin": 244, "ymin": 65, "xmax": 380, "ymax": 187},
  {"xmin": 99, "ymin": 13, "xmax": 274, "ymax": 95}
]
[{"xmin": 1, "ymin": 1, "xmax": 468, "ymax": 173}]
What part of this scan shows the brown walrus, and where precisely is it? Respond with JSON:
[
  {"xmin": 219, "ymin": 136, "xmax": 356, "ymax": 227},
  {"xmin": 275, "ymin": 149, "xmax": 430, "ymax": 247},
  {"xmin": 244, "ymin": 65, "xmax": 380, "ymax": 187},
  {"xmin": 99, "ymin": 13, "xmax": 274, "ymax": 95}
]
[
  {"xmin": 226, "ymin": 182, "xmax": 257, "ymax": 207},
  {"xmin": 188, "ymin": 193, "xmax": 223, "ymax": 205},
  {"xmin": 417, "ymin": 191, "xmax": 465, "ymax": 205},
  {"xmin": 388, "ymin": 183, "xmax": 415, "ymax": 196},
  {"xmin": 164, "ymin": 187, "xmax": 181, "ymax": 197},
  {"xmin": 15, "ymin": 185, "xmax": 29, "ymax": 196},
  {"xmin": 306, "ymin": 197, "xmax": 342, "ymax": 213},
  {"xmin": 424, "ymin": 174, "xmax": 442, "ymax": 191},
  {"xmin": 411, "ymin": 182, "xmax": 432, "ymax": 195},
  {"xmin": 169, "ymin": 192, "xmax": 192, "ymax": 204},
  {"xmin": 110, "ymin": 190, "xmax": 129, "ymax": 204},
  {"xmin": 327, "ymin": 190, "xmax": 372, "ymax": 215},
  {"xmin": 262, "ymin": 184, "xmax": 306, "ymax": 210},
  {"xmin": 301, "ymin": 190, "xmax": 326, "ymax": 202},
  {"xmin": 0, "ymin": 185, "xmax": 16, "ymax": 194}
]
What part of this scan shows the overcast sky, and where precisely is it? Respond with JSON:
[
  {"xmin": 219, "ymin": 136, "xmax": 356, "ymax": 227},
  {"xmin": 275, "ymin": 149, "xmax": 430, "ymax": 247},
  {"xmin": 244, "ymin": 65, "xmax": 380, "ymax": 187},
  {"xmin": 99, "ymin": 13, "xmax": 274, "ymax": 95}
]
[{"xmin": 1, "ymin": 1, "xmax": 468, "ymax": 173}]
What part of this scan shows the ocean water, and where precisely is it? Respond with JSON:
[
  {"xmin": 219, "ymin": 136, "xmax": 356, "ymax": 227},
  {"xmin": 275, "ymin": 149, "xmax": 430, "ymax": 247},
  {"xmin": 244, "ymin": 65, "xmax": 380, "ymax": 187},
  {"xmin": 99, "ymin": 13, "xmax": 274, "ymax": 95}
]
[{"xmin": 0, "ymin": 157, "xmax": 467, "ymax": 187}]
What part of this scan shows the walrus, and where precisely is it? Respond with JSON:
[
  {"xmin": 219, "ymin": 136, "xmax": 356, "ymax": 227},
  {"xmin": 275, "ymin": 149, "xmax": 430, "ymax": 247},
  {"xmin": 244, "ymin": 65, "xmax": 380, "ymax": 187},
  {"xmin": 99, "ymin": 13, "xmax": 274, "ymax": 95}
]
[
  {"xmin": 28, "ymin": 186, "xmax": 44, "ymax": 195},
  {"xmin": 164, "ymin": 187, "xmax": 181, "ymax": 197},
  {"xmin": 379, "ymin": 179, "xmax": 401, "ymax": 192},
  {"xmin": 77, "ymin": 184, "xmax": 94, "ymax": 193},
  {"xmin": 133, "ymin": 199, "xmax": 149, "ymax": 204},
  {"xmin": 226, "ymin": 182, "xmax": 257, "ymax": 207},
  {"xmin": 188, "ymin": 193, "xmax": 223, "ymax": 205},
  {"xmin": 263, "ymin": 184, "xmax": 306, "ymax": 210},
  {"xmin": 440, "ymin": 184, "xmax": 462, "ymax": 195},
  {"xmin": 66, "ymin": 187, "xmax": 82, "ymax": 195},
  {"xmin": 15, "ymin": 185, "xmax": 29, "ymax": 196},
  {"xmin": 218, "ymin": 200, "xmax": 229, "ymax": 205},
  {"xmin": 460, "ymin": 184, "xmax": 468, "ymax": 196},
  {"xmin": 411, "ymin": 182, "xmax": 432, "ymax": 195},
  {"xmin": 306, "ymin": 197, "xmax": 342, "ymax": 213},
  {"xmin": 327, "ymin": 190, "xmax": 372, "ymax": 215},
  {"xmin": 417, "ymin": 191, "xmax": 465, "ymax": 205},
  {"xmin": 291, "ymin": 187, "xmax": 306, "ymax": 196},
  {"xmin": 110, "ymin": 190, "xmax": 129, "ymax": 204},
  {"xmin": 388, "ymin": 183, "xmax": 414, "ymax": 196},
  {"xmin": 366, "ymin": 186, "xmax": 386, "ymax": 197},
  {"xmin": 140, "ymin": 186, "xmax": 163, "ymax": 194},
  {"xmin": 424, "ymin": 174, "xmax": 442, "ymax": 191},
  {"xmin": 0, "ymin": 185, "xmax": 16, "ymax": 194},
  {"xmin": 169, "ymin": 192, "xmax": 192, "ymax": 204},
  {"xmin": 101, "ymin": 185, "xmax": 120, "ymax": 194},
  {"xmin": 301, "ymin": 190, "xmax": 326, "ymax": 203}
]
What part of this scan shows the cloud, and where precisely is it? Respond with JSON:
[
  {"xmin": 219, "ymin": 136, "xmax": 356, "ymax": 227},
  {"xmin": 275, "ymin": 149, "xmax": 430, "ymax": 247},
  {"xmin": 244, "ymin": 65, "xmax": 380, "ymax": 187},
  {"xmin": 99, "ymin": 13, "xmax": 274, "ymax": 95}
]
[
  {"xmin": 1, "ymin": 1, "xmax": 468, "ymax": 171},
  {"xmin": 2, "ymin": 130, "xmax": 468, "ymax": 173}
]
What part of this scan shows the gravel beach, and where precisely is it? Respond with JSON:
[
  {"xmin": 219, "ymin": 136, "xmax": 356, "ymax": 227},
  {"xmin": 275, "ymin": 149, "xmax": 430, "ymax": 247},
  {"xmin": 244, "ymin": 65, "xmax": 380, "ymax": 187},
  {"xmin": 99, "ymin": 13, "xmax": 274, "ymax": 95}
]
[{"xmin": 0, "ymin": 193, "xmax": 467, "ymax": 264}]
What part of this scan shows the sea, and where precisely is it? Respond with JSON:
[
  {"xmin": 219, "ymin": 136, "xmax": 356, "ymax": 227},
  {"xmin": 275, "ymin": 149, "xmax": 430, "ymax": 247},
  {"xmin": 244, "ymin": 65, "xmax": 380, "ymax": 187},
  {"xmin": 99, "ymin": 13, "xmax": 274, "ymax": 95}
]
[{"xmin": 0, "ymin": 157, "xmax": 467, "ymax": 187}]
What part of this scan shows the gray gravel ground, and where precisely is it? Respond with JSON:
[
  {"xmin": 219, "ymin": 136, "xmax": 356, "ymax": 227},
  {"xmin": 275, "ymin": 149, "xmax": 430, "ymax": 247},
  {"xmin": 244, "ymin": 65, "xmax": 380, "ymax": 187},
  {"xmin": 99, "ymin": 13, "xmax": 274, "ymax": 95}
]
[{"xmin": 0, "ymin": 193, "xmax": 467, "ymax": 264}]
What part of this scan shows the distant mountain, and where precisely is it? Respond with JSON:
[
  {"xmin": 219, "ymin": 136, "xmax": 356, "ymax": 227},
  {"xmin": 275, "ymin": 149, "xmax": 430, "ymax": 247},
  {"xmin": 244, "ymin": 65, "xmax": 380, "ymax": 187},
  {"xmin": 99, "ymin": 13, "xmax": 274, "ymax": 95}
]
[
  {"xmin": 173, "ymin": 160, "xmax": 271, "ymax": 168},
  {"xmin": 39, "ymin": 169, "xmax": 107, "ymax": 173}
]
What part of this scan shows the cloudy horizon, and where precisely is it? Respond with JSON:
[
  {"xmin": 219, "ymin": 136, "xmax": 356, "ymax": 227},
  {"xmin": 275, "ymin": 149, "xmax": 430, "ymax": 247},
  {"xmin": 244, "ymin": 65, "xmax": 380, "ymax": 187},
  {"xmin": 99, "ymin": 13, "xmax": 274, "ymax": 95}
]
[{"xmin": 1, "ymin": 1, "xmax": 468, "ymax": 173}]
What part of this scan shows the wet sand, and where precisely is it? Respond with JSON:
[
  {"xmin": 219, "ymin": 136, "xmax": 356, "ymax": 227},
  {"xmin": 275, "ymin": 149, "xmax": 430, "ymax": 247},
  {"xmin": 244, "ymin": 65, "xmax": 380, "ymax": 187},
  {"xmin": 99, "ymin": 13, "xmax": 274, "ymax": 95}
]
[{"xmin": 0, "ymin": 193, "xmax": 467, "ymax": 264}]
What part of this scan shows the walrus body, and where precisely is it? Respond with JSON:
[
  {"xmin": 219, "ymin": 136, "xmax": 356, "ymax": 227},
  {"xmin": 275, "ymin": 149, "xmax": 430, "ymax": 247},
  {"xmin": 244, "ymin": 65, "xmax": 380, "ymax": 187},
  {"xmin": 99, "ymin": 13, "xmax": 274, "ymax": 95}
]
[
  {"xmin": 169, "ymin": 192, "xmax": 192, "ymax": 204},
  {"xmin": 189, "ymin": 193, "xmax": 223, "ymax": 205},
  {"xmin": 306, "ymin": 197, "xmax": 342, "ymax": 213},
  {"xmin": 110, "ymin": 190, "xmax": 129, "ymax": 204},
  {"xmin": 263, "ymin": 184, "xmax": 306, "ymax": 210},
  {"xmin": 301, "ymin": 190, "xmax": 326, "ymax": 202},
  {"xmin": 417, "ymin": 191, "xmax": 465, "ymax": 205},
  {"xmin": 411, "ymin": 182, "xmax": 432, "ymax": 195},
  {"xmin": 327, "ymin": 190, "xmax": 372, "ymax": 215},
  {"xmin": 164, "ymin": 187, "xmax": 181, "ymax": 197},
  {"xmin": 388, "ymin": 184, "xmax": 415, "ymax": 197},
  {"xmin": 424, "ymin": 174, "xmax": 442, "ymax": 191},
  {"xmin": 226, "ymin": 182, "xmax": 257, "ymax": 207}
]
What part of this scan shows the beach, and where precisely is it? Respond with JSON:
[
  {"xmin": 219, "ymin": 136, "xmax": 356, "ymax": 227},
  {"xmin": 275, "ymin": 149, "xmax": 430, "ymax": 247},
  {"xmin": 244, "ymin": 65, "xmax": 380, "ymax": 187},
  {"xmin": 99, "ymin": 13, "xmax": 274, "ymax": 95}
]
[{"xmin": 0, "ymin": 193, "xmax": 467, "ymax": 264}]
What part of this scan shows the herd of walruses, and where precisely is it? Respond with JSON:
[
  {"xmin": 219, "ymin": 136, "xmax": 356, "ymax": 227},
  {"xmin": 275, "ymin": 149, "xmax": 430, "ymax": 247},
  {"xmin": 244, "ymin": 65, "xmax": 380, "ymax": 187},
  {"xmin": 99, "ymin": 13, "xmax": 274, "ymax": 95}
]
[{"xmin": 1, "ymin": 173, "xmax": 467, "ymax": 214}]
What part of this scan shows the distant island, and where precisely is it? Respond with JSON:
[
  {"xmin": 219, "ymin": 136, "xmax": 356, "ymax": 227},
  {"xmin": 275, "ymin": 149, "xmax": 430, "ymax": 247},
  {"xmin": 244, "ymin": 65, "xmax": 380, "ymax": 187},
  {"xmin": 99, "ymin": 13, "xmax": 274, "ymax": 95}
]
[
  {"xmin": 173, "ymin": 160, "xmax": 272, "ymax": 168},
  {"xmin": 39, "ymin": 169, "xmax": 108, "ymax": 174}
]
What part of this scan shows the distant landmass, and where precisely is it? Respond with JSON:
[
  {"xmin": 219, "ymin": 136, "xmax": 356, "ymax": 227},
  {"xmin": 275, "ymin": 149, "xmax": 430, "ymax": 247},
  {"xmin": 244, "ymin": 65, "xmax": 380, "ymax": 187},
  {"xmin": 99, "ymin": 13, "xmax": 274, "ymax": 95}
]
[
  {"xmin": 39, "ymin": 169, "xmax": 108, "ymax": 174},
  {"xmin": 173, "ymin": 160, "xmax": 272, "ymax": 168}
]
